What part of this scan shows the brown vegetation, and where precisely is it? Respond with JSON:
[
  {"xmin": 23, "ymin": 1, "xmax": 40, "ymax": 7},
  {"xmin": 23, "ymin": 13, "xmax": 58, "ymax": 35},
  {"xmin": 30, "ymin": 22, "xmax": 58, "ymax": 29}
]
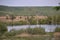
[{"xmin": 0, "ymin": 15, "xmax": 48, "ymax": 22}]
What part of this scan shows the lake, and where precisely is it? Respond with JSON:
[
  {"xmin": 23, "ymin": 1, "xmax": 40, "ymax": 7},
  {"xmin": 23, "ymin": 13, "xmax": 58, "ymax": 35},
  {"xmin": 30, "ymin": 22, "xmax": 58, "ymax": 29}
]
[{"xmin": 7, "ymin": 25, "xmax": 60, "ymax": 32}]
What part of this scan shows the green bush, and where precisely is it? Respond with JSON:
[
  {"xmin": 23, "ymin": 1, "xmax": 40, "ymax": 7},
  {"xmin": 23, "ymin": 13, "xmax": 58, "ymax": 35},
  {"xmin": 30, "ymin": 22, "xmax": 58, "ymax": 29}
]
[
  {"xmin": 4, "ymin": 27, "xmax": 46, "ymax": 37},
  {"xmin": 0, "ymin": 22, "xmax": 7, "ymax": 36},
  {"xmin": 26, "ymin": 27, "xmax": 46, "ymax": 35},
  {"xmin": 4, "ymin": 32, "xmax": 16, "ymax": 37},
  {"xmin": 5, "ymin": 21, "xmax": 27, "ymax": 26},
  {"xmin": 4, "ymin": 29, "xmax": 26, "ymax": 37},
  {"xmin": 55, "ymin": 27, "xmax": 60, "ymax": 32}
]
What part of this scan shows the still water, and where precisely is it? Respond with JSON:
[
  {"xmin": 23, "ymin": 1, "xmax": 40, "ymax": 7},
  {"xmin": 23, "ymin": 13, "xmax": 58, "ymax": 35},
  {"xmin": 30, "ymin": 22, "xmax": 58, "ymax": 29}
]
[{"xmin": 7, "ymin": 25, "xmax": 60, "ymax": 32}]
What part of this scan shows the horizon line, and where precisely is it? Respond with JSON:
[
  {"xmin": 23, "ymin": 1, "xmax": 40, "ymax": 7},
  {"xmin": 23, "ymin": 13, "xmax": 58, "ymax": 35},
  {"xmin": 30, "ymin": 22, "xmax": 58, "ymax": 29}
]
[{"xmin": 0, "ymin": 5, "xmax": 60, "ymax": 7}]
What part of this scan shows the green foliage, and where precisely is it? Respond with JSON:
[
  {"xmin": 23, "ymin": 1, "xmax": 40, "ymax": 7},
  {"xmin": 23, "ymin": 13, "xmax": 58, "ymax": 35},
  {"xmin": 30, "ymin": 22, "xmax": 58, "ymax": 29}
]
[
  {"xmin": 47, "ymin": 16, "xmax": 52, "ymax": 24},
  {"xmin": 4, "ymin": 27, "xmax": 46, "ymax": 37},
  {"xmin": 19, "ymin": 21, "xmax": 27, "ymax": 25},
  {"xmin": 0, "ymin": 5, "xmax": 60, "ymax": 16},
  {"xmin": 30, "ymin": 20, "xmax": 37, "ymax": 25},
  {"xmin": 54, "ymin": 6, "xmax": 60, "ymax": 11},
  {"xmin": 46, "ymin": 16, "xmax": 60, "ymax": 24},
  {"xmin": 27, "ymin": 16, "xmax": 37, "ymax": 25},
  {"xmin": 55, "ymin": 27, "xmax": 60, "ymax": 32},
  {"xmin": 5, "ymin": 21, "xmax": 27, "ymax": 26},
  {"xmin": 0, "ymin": 22, "xmax": 7, "ymax": 36},
  {"xmin": 0, "ymin": 36, "xmax": 52, "ymax": 40},
  {"xmin": 26, "ymin": 27, "xmax": 46, "ymax": 35},
  {"xmin": 4, "ymin": 31, "xmax": 15, "ymax": 37},
  {"xmin": 39, "ymin": 19, "xmax": 47, "ymax": 24},
  {"xmin": 56, "ymin": 16, "xmax": 60, "ymax": 24}
]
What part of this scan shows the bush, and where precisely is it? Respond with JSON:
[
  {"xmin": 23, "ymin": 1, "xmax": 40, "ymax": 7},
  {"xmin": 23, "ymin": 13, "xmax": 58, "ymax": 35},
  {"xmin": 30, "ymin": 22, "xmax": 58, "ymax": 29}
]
[
  {"xmin": 0, "ymin": 22, "xmax": 7, "ymax": 36},
  {"xmin": 6, "ymin": 21, "xmax": 27, "ymax": 26},
  {"xmin": 26, "ymin": 27, "xmax": 46, "ymax": 35},
  {"xmin": 55, "ymin": 27, "xmax": 60, "ymax": 32},
  {"xmin": 4, "ymin": 27, "xmax": 46, "ymax": 36},
  {"xmin": 4, "ymin": 32, "xmax": 16, "ymax": 37},
  {"xmin": 4, "ymin": 29, "xmax": 26, "ymax": 37}
]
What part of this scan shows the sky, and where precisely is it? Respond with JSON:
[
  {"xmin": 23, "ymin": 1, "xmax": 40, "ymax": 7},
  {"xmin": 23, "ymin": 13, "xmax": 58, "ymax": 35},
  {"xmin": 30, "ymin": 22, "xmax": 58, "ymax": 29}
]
[{"xmin": 0, "ymin": 0, "xmax": 60, "ymax": 6}]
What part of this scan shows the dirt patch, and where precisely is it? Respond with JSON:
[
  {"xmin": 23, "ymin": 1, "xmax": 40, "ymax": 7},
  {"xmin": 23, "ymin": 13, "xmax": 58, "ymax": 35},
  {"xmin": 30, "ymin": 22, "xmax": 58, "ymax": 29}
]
[
  {"xmin": 15, "ymin": 33, "xmax": 49, "ymax": 37},
  {"xmin": 16, "ymin": 33, "xmax": 32, "ymax": 37},
  {"xmin": 54, "ymin": 32, "xmax": 60, "ymax": 37}
]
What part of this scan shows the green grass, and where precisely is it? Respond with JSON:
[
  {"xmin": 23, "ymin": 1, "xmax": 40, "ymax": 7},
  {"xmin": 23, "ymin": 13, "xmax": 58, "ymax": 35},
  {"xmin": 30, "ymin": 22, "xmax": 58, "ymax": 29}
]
[
  {"xmin": 0, "ymin": 36, "xmax": 52, "ymax": 40},
  {"xmin": 7, "ymin": 27, "xmax": 45, "ymax": 36},
  {"xmin": 0, "ymin": 5, "xmax": 60, "ymax": 16}
]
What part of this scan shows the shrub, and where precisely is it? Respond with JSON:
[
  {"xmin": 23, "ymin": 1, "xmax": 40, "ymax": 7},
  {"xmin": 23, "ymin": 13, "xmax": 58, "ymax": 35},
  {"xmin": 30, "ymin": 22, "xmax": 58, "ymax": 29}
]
[
  {"xmin": 0, "ymin": 22, "xmax": 7, "ymax": 36},
  {"xmin": 5, "ymin": 27, "xmax": 46, "ymax": 36},
  {"xmin": 55, "ymin": 27, "xmax": 60, "ymax": 32},
  {"xmin": 26, "ymin": 27, "xmax": 46, "ymax": 35}
]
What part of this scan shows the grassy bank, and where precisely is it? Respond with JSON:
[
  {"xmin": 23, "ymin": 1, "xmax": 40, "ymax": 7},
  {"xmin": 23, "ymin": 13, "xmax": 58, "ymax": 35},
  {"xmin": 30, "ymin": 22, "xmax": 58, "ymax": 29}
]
[{"xmin": 0, "ymin": 36, "xmax": 52, "ymax": 40}]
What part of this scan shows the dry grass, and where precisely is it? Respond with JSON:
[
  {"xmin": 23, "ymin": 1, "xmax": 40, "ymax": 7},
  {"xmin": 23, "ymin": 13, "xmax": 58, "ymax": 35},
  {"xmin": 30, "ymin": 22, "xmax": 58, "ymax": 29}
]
[{"xmin": 15, "ymin": 33, "xmax": 49, "ymax": 37}]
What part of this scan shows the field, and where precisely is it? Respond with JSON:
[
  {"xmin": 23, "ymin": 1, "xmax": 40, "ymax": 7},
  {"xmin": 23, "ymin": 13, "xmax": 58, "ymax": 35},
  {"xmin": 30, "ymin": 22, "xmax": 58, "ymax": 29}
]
[
  {"xmin": 0, "ymin": 5, "xmax": 60, "ymax": 16},
  {"xmin": 0, "ymin": 36, "xmax": 53, "ymax": 40},
  {"xmin": 0, "ymin": 5, "xmax": 60, "ymax": 40}
]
